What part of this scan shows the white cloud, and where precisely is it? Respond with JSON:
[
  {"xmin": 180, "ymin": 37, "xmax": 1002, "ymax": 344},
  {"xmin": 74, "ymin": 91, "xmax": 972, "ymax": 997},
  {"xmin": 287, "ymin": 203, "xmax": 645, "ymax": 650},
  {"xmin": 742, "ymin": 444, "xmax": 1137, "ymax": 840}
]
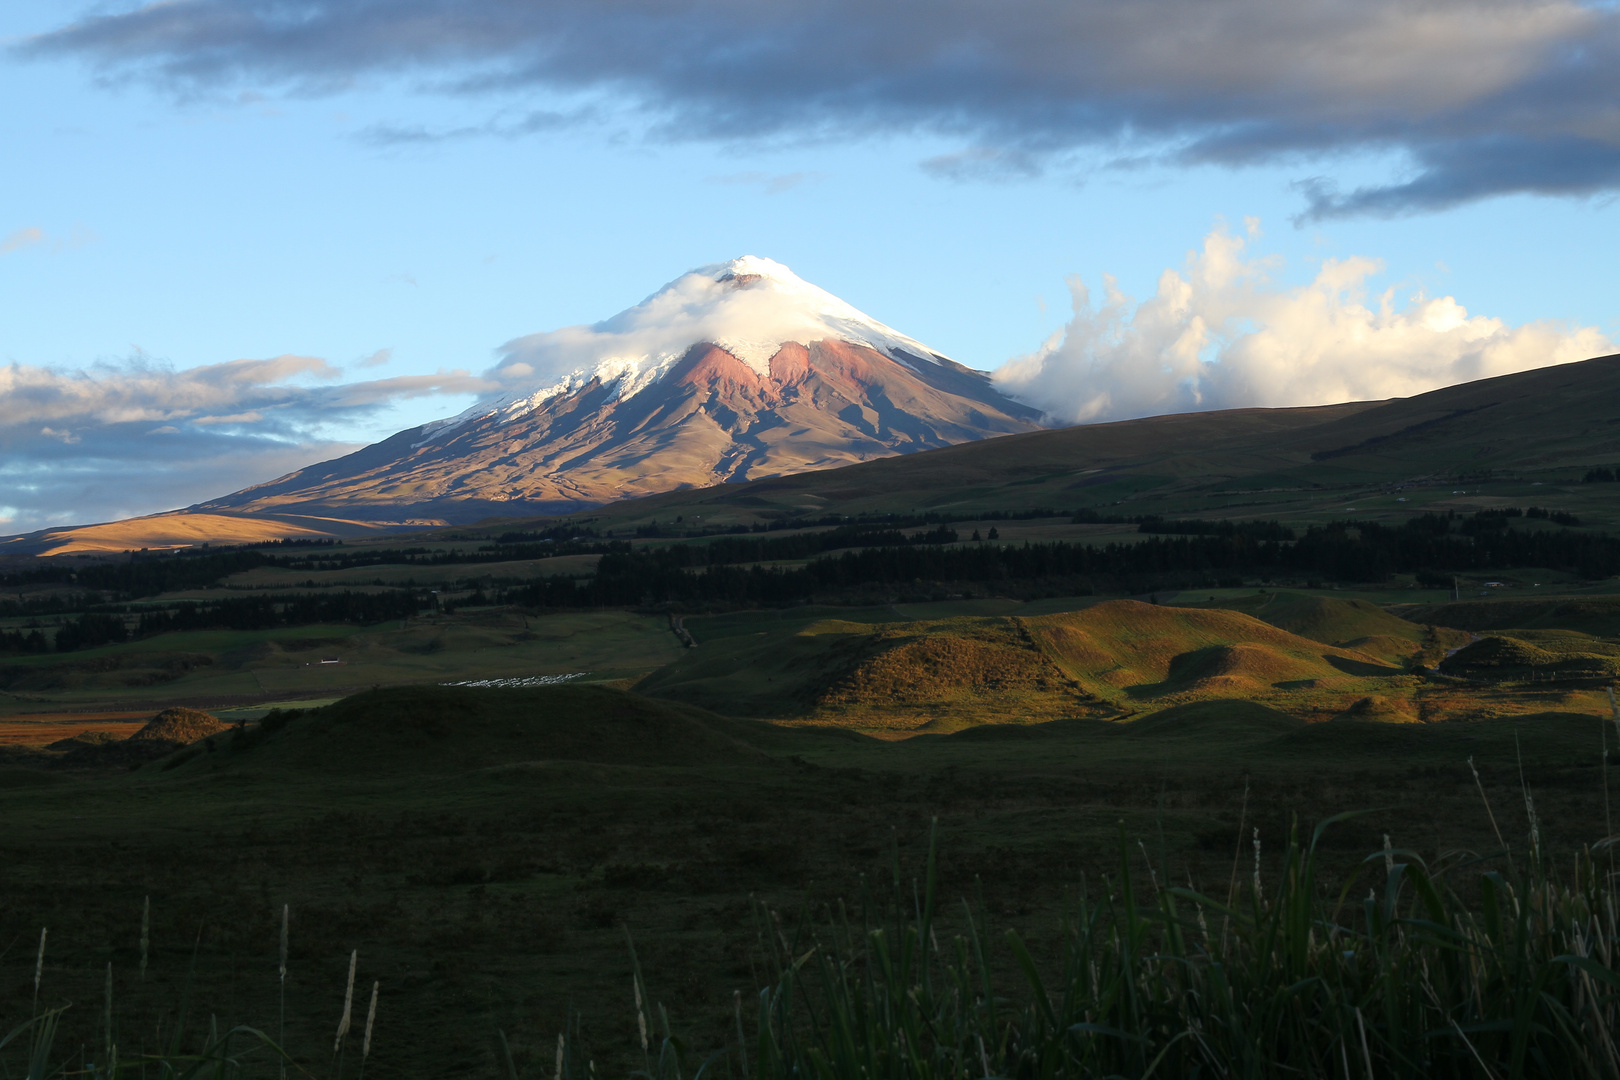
[
  {"xmin": 0, "ymin": 355, "xmax": 496, "ymax": 532},
  {"xmin": 994, "ymin": 223, "xmax": 1615, "ymax": 424},
  {"xmin": 1, "ymin": 226, "xmax": 44, "ymax": 253}
]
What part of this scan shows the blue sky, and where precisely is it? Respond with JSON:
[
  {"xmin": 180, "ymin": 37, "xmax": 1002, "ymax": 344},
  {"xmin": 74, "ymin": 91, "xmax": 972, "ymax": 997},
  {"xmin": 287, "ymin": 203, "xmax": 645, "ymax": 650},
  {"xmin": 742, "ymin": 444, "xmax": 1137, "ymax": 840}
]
[{"xmin": 3, "ymin": 0, "xmax": 1619, "ymax": 530}]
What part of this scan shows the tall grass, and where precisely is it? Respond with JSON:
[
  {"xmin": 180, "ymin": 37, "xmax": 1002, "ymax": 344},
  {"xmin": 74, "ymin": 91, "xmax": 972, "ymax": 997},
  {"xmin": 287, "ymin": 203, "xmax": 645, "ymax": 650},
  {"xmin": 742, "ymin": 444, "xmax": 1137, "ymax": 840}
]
[
  {"xmin": 4, "ymin": 901, "xmax": 308, "ymax": 1080},
  {"xmin": 630, "ymin": 817, "xmax": 1620, "ymax": 1080},
  {"xmin": 8, "ymin": 827, "xmax": 1619, "ymax": 1078}
]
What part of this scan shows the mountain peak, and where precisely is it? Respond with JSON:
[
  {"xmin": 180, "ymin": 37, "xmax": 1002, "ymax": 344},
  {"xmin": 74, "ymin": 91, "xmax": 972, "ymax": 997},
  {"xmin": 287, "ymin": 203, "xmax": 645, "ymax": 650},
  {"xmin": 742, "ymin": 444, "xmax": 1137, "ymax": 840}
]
[
  {"xmin": 710, "ymin": 254, "xmax": 798, "ymax": 287},
  {"xmin": 460, "ymin": 256, "xmax": 951, "ymax": 429},
  {"xmin": 202, "ymin": 258, "xmax": 1044, "ymax": 522}
]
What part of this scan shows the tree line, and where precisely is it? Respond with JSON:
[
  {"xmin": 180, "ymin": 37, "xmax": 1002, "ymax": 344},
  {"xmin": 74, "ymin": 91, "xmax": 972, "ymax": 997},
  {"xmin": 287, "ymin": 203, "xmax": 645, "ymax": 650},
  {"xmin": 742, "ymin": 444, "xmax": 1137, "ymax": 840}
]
[
  {"xmin": 509, "ymin": 516, "xmax": 1620, "ymax": 609},
  {"xmin": 0, "ymin": 591, "xmax": 428, "ymax": 655}
]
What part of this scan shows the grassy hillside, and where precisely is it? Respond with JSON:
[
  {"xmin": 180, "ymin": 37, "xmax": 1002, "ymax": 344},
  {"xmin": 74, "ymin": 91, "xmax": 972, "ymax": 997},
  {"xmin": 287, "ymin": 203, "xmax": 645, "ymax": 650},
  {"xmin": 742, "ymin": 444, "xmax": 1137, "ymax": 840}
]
[
  {"xmin": 637, "ymin": 600, "xmax": 1412, "ymax": 733},
  {"xmin": 178, "ymin": 684, "xmax": 775, "ymax": 775},
  {"xmin": 1206, "ymin": 593, "xmax": 1475, "ymax": 664}
]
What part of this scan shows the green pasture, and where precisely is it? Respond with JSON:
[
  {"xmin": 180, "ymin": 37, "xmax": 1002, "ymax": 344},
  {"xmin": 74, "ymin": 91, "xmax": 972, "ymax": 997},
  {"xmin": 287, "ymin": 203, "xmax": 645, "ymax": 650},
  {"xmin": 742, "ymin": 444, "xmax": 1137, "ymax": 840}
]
[{"xmin": 0, "ymin": 609, "xmax": 682, "ymax": 716}]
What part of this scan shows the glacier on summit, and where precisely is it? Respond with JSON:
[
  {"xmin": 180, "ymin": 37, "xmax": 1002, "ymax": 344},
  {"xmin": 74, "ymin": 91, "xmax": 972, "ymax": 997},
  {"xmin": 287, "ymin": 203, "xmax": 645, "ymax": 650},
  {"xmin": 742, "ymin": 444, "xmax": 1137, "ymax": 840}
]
[{"xmin": 421, "ymin": 256, "xmax": 951, "ymax": 442}]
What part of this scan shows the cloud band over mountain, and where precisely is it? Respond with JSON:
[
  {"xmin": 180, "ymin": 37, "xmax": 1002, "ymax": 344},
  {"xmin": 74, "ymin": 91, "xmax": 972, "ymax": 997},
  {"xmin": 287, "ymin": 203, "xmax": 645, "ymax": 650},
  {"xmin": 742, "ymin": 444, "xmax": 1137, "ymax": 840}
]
[{"xmin": 22, "ymin": 0, "xmax": 1620, "ymax": 216}]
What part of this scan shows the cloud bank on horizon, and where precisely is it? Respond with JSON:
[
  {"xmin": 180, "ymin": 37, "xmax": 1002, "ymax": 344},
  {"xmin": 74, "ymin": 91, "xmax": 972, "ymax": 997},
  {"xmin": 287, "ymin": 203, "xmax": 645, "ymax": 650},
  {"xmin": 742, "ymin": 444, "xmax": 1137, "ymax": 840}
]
[
  {"xmin": 994, "ymin": 224, "xmax": 1615, "ymax": 424},
  {"xmin": 20, "ymin": 0, "xmax": 1620, "ymax": 217},
  {"xmin": 0, "ymin": 357, "xmax": 491, "ymax": 531}
]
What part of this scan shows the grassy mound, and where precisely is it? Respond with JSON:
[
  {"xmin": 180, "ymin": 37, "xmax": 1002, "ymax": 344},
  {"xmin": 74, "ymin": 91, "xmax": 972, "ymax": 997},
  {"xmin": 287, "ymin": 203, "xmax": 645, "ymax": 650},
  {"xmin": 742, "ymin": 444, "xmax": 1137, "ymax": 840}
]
[
  {"xmin": 1332, "ymin": 696, "xmax": 1421, "ymax": 723},
  {"xmin": 636, "ymin": 616, "xmax": 1109, "ymax": 732},
  {"xmin": 44, "ymin": 730, "xmax": 120, "ymax": 751},
  {"xmin": 1122, "ymin": 700, "xmax": 1303, "ymax": 739},
  {"xmin": 185, "ymin": 684, "xmax": 773, "ymax": 774},
  {"xmin": 1259, "ymin": 596, "xmax": 1425, "ymax": 646},
  {"xmin": 1442, "ymin": 632, "xmax": 1620, "ymax": 679},
  {"xmin": 131, "ymin": 707, "xmax": 228, "ymax": 743},
  {"xmin": 1248, "ymin": 594, "xmax": 1471, "ymax": 664},
  {"xmin": 1154, "ymin": 642, "xmax": 1327, "ymax": 694},
  {"xmin": 1028, "ymin": 601, "xmax": 1401, "ymax": 699},
  {"xmin": 640, "ymin": 600, "xmax": 1407, "ymax": 733},
  {"xmin": 41, "ymin": 707, "xmax": 229, "ymax": 768}
]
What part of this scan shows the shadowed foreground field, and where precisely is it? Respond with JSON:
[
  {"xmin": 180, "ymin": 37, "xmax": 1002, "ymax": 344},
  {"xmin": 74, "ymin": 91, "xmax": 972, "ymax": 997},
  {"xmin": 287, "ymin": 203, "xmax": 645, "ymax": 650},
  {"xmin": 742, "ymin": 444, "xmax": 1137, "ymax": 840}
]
[{"xmin": 1, "ymin": 685, "xmax": 1614, "ymax": 1077}]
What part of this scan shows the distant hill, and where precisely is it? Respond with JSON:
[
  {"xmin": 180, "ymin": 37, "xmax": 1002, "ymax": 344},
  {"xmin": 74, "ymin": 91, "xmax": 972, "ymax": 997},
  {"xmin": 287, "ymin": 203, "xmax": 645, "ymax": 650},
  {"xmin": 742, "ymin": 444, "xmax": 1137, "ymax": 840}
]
[
  {"xmin": 12, "ymin": 343, "xmax": 1620, "ymax": 555},
  {"xmin": 178, "ymin": 684, "xmax": 794, "ymax": 774},
  {"xmin": 636, "ymin": 599, "xmax": 1406, "ymax": 734},
  {"xmin": 570, "ymin": 350, "xmax": 1620, "ymax": 529}
]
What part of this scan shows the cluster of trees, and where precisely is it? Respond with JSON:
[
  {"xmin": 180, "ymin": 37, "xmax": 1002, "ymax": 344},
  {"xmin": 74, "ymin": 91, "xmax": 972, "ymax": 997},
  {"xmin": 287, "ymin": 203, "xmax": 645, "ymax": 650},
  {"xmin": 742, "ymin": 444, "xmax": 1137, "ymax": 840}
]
[
  {"xmin": 0, "ymin": 591, "xmax": 429, "ymax": 655},
  {"xmin": 133, "ymin": 591, "xmax": 426, "ymax": 635},
  {"xmin": 614, "ymin": 524, "xmax": 960, "ymax": 567},
  {"xmin": 1136, "ymin": 518, "xmax": 1296, "ymax": 540},
  {"xmin": 508, "ymin": 516, "xmax": 1620, "ymax": 609},
  {"xmin": 0, "ymin": 612, "xmax": 131, "ymax": 654},
  {"xmin": 0, "ymin": 549, "xmax": 276, "ymax": 598},
  {"xmin": 1460, "ymin": 507, "xmax": 1582, "ymax": 532},
  {"xmin": 5, "ymin": 500, "xmax": 1614, "ymax": 645},
  {"xmin": 1584, "ymin": 468, "xmax": 1619, "ymax": 483},
  {"xmin": 0, "ymin": 539, "xmax": 621, "ymax": 601},
  {"xmin": 625, "ymin": 507, "xmax": 1071, "ymax": 540},
  {"xmin": 0, "ymin": 626, "xmax": 50, "ymax": 654}
]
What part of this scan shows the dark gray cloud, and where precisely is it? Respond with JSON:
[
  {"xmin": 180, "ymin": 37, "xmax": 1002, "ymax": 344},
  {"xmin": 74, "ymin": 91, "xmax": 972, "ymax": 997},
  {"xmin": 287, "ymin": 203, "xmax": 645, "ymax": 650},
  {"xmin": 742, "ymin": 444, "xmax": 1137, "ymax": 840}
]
[
  {"xmin": 22, "ymin": 0, "xmax": 1620, "ymax": 216},
  {"xmin": 0, "ymin": 356, "xmax": 495, "ymax": 530}
]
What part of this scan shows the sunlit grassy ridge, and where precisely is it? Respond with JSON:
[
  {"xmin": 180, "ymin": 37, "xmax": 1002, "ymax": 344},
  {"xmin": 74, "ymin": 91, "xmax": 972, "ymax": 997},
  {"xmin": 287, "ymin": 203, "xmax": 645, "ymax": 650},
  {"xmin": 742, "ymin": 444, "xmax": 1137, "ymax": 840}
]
[{"xmin": 639, "ymin": 600, "xmax": 1411, "ymax": 733}]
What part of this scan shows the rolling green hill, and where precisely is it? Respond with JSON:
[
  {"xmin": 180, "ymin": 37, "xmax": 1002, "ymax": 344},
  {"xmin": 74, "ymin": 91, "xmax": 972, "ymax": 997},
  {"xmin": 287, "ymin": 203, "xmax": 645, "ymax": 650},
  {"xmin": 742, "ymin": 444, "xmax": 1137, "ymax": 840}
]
[
  {"xmin": 1207, "ymin": 593, "xmax": 1475, "ymax": 664},
  {"xmin": 165, "ymin": 684, "xmax": 843, "ymax": 776}
]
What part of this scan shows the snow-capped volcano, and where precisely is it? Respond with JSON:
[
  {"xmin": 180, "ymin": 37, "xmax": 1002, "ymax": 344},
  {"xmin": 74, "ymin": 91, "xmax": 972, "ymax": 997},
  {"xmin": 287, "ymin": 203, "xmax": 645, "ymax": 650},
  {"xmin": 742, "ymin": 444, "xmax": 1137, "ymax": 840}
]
[
  {"xmin": 202, "ymin": 257, "xmax": 1044, "ymax": 522},
  {"xmin": 427, "ymin": 256, "xmax": 956, "ymax": 438}
]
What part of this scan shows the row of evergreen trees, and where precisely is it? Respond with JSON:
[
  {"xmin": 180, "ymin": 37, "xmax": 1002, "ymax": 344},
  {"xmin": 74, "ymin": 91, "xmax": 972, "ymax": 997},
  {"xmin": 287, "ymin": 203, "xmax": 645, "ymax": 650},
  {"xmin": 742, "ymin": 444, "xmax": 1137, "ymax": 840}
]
[
  {"xmin": 0, "ymin": 591, "xmax": 427, "ymax": 655},
  {"xmin": 511, "ymin": 517, "xmax": 1620, "ymax": 609}
]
